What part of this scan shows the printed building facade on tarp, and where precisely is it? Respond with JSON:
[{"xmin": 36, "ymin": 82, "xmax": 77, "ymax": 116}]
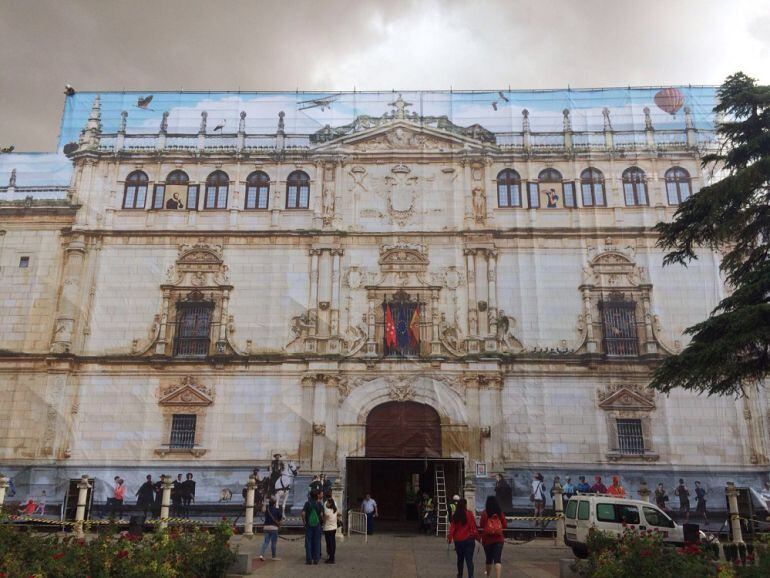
[{"xmin": 1, "ymin": 87, "xmax": 768, "ymax": 518}]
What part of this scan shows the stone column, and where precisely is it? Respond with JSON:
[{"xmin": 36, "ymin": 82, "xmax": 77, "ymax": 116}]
[
  {"xmin": 155, "ymin": 290, "xmax": 171, "ymax": 355},
  {"xmin": 75, "ymin": 474, "xmax": 91, "ymax": 538},
  {"xmin": 489, "ymin": 378, "xmax": 505, "ymax": 470},
  {"xmin": 365, "ymin": 297, "xmax": 377, "ymax": 356},
  {"xmin": 726, "ymin": 482, "xmax": 744, "ymax": 545},
  {"xmin": 430, "ymin": 289, "xmax": 441, "ymax": 355},
  {"xmin": 308, "ymin": 250, "xmax": 320, "ymax": 337},
  {"xmin": 51, "ymin": 235, "xmax": 88, "ymax": 353},
  {"xmin": 331, "ymin": 477, "xmax": 344, "ymax": 537},
  {"xmin": 643, "ymin": 107, "xmax": 655, "ymax": 149},
  {"xmin": 330, "ymin": 250, "xmax": 342, "ymax": 338},
  {"xmin": 244, "ymin": 475, "xmax": 257, "ymax": 536},
  {"xmin": 312, "ymin": 377, "xmax": 327, "ymax": 472},
  {"xmin": 217, "ymin": 290, "xmax": 230, "ymax": 353},
  {"xmin": 582, "ymin": 288, "xmax": 597, "ymax": 353},
  {"xmin": 465, "ymin": 249, "xmax": 478, "ymax": 337},
  {"xmin": 159, "ymin": 474, "xmax": 172, "ymax": 529},
  {"xmin": 464, "ymin": 375, "xmax": 482, "ymax": 465},
  {"xmin": 0, "ymin": 475, "xmax": 8, "ymax": 507},
  {"xmin": 323, "ymin": 376, "xmax": 340, "ymax": 471},
  {"xmin": 638, "ymin": 481, "xmax": 651, "ymax": 503},
  {"xmin": 553, "ymin": 482, "xmax": 565, "ymax": 545},
  {"xmin": 602, "ymin": 108, "xmax": 614, "ymax": 151}
]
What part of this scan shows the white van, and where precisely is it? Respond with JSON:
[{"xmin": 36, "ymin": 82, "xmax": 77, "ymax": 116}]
[{"xmin": 564, "ymin": 494, "xmax": 700, "ymax": 558}]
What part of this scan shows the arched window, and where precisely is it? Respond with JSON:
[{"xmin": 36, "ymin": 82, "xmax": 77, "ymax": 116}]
[
  {"xmin": 536, "ymin": 168, "xmax": 575, "ymax": 208},
  {"xmin": 665, "ymin": 167, "xmax": 691, "ymax": 205},
  {"xmin": 166, "ymin": 170, "xmax": 189, "ymax": 185},
  {"xmin": 245, "ymin": 171, "xmax": 270, "ymax": 210},
  {"xmin": 496, "ymin": 169, "xmax": 521, "ymax": 207},
  {"xmin": 580, "ymin": 168, "xmax": 606, "ymax": 207},
  {"xmin": 204, "ymin": 170, "xmax": 229, "ymax": 209},
  {"xmin": 286, "ymin": 170, "xmax": 310, "ymax": 209},
  {"xmin": 623, "ymin": 167, "xmax": 648, "ymax": 206},
  {"xmin": 153, "ymin": 170, "xmax": 190, "ymax": 210},
  {"xmin": 122, "ymin": 170, "xmax": 148, "ymax": 209}
]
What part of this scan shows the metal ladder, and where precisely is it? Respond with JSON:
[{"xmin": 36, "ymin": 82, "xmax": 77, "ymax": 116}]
[{"xmin": 435, "ymin": 464, "xmax": 449, "ymax": 536}]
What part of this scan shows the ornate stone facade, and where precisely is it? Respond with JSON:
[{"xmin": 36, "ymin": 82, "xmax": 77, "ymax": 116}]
[{"xmin": 0, "ymin": 88, "xmax": 766, "ymax": 509}]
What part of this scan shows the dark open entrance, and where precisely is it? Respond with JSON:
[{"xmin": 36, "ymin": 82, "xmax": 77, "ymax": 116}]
[{"xmin": 345, "ymin": 400, "xmax": 463, "ymax": 529}]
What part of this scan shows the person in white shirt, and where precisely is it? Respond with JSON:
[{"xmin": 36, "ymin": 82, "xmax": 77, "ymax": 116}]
[
  {"xmin": 323, "ymin": 498, "xmax": 339, "ymax": 564},
  {"xmin": 361, "ymin": 493, "xmax": 378, "ymax": 535}
]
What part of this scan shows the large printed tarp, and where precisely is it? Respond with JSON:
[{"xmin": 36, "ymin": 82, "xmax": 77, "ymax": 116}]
[
  {"xmin": 58, "ymin": 87, "xmax": 718, "ymax": 151},
  {"xmin": 0, "ymin": 152, "xmax": 72, "ymax": 189}
]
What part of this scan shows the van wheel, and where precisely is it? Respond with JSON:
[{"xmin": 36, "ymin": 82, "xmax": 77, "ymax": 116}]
[{"xmin": 572, "ymin": 546, "xmax": 589, "ymax": 559}]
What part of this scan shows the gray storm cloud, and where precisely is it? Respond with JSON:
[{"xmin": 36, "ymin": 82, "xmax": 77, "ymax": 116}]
[{"xmin": 0, "ymin": 0, "xmax": 767, "ymax": 151}]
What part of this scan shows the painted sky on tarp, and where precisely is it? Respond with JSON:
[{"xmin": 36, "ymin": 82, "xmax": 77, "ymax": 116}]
[
  {"xmin": 0, "ymin": 153, "xmax": 72, "ymax": 188},
  {"xmin": 58, "ymin": 87, "xmax": 718, "ymax": 151}
]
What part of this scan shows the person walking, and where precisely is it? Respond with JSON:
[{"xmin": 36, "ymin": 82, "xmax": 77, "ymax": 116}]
[
  {"xmin": 676, "ymin": 479, "xmax": 690, "ymax": 521},
  {"xmin": 323, "ymin": 497, "xmax": 339, "ymax": 564},
  {"xmin": 576, "ymin": 476, "xmax": 591, "ymax": 494},
  {"xmin": 531, "ymin": 473, "xmax": 546, "ymax": 527},
  {"xmin": 607, "ymin": 476, "xmax": 625, "ymax": 497},
  {"xmin": 259, "ymin": 497, "xmax": 283, "ymax": 562},
  {"xmin": 361, "ymin": 493, "xmax": 378, "ymax": 535},
  {"xmin": 479, "ymin": 496, "xmax": 507, "ymax": 578},
  {"xmin": 447, "ymin": 498, "xmax": 478, "ymax": 578},
  {"xmin": 494, "ymin": 474, "xmax": 514, "ymax": 515},
  {"xmin": 655, "ymin": 483, "xmax": 669, "ymax": 510},
  {"xmin": 694, "ymin": 481, "xmax": 708, "ymax": 524},
  {"xmin": 181, "ymin": 472, "xmax": 196, "ymax": 518},
  {"xmin": 301, "ymin": 491, "xmax": 324, "ymax": 565},
  {"xmin": 136, "ymin": 475, "xmax": 155, "ymax": 519}
]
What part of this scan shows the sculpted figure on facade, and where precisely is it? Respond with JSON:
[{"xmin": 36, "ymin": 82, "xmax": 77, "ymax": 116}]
[
  {"xmin": 472, "ymin": 187, "xmax": 487, "ymax": 224},
  {"xmin": 493, "ymin": 310, "xmax": 524, "ymax": 353}
]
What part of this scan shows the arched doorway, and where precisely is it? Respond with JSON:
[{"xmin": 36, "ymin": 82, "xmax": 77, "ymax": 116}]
[{"xmin": 365, "ymin": 401, "xmax": 441, "ymax": 458}]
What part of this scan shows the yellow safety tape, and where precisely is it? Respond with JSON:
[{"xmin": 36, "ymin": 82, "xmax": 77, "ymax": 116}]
[{"xmin": 505, "ymin": 515, "xmax": 564, "ymax": 521}]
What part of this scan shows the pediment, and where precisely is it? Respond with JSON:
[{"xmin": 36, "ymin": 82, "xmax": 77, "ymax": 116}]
[
  {"xmin": 598, "ymin": 386, "xmax": 655, "ymax": 411},
  {"xmin": 159, "ymin": 377, "xmax": 214, "ymax": 407},
  {"xmin": 313, "ymin": 120, "xmax": 488, "ymax": 152}
]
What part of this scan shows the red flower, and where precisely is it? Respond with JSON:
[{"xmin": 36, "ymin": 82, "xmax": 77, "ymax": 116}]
[
  {"xmin": 53, "ymin": 552, "xmax": 65, "ymax": 560},
  {"xmin": 117, "ymin": 549, "xmax": 129, "ymax": 559}
]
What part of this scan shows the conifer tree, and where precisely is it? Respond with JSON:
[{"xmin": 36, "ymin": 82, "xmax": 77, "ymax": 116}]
[{"xmin": 650, "ymin": 73, "xmax": 770, "ymax": 396}]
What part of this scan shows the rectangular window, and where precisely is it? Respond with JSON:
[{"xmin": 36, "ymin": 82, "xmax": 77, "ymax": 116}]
[
  {"xmin": 595, "ymin": 183, "xmax": 605, "ymax": 206},
  {"xmin": 246, "ymin": 185, "xmax": 269, "ymax": 210},
  {"xmin": 643, "ymin": 506, "xmax": 675, "ymax": 528},
  {"xmin": 298, "ymin": 185, "xmax": 309, "ymax": 208},
  {"xmin": 600, "ymin": 299, "xmax": 639, "ymax": 356},
  {"xmin": 206, "ymin": 185, "xmax": 217, "ymax": 208},
  {"xmin": 528, "ymin": 182, "xmax": 539, "ymax": 208},
  {"xmin": 497, "ymin": 183, "xmax": 508, "ymax": 207},
  {"xmin": 577, "ymin": 501, "xmax": 590, "ymax": 520},
  {"xmin": 563, "ymin": 182, "xmax": 576, "ymax": 208},
  {"xmin": 216, "ymin": 185, "xmax": 228, "ymax": 209},
  {"xmin": 565, "ymin": 500, "xmax": 578, "ymax": 519},
  {"xmin": 19, "ymin": 256, "xmax": 30, "ymax": 268},
  {"xmin": 152, "ymin": 184, "xmax": 165, "ymax": 209},
  {"xmin": 679, "ymin": 182, "xmax": 690, "ymax": 202},
  {"xmin": 170, "ymin": 414, "xmax": 197, "ymax": 449},
  {"xmin": 596, "ymin": 503, "xmax": 617, "ymax": 522},
  {"xmin": 617, "ymin": 418, "xmax": 645, "ymax": 455},
  {"xmin": 287, "ymin": 186, "xmax": 297, "ymax": 208},
  {"xmin": 624, "ymin": 182, "xmax": 635, "ymax": 206},
  {"xmin": 186, "ymin": 185, "xmax": 199, "ymax": 210},
  {"xmin": 509, "ymin": 183, "xmax": 521, "ymax": 206},
  {"xmin": 666, "ymin": 182, "xmax": 679, "ymax": 205},
  {"xmin": 174, "ymin": 303, "xmax": 213, "ymax": 357}
]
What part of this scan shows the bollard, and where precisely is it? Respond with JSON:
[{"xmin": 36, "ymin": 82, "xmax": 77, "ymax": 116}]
[
  {"xmin": 159, "ymin": 475, "xmax": 172, "ymax": 530},
  {"xmin": 75, "ymin": 475, "xmax": 91, "ymax": 538},
  {"xmin": 638, "ymin": 481, "xmax": 651, "ymax": 503},
  {"xmin": 244, "ymin": 475, "xmax": 256, "ymax": 536},
  {"xmin": 726, "ymin": 482, "xmax": 744, "ymax": 545},
  {"xmin": 0, "ymin": 475, "xmax": 8, "ymax": 508},
  {"xmin": 553, "ymin": 481, "xmax": 565, "ymax": 546}
]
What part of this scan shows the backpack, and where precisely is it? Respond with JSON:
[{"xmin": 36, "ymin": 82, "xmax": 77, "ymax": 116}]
[
  {"xmin": 308, "ymin": 504, "xmax": 320, "ymax": 527},
  {"xmin": 484, "ymin": 514, "xmax": 503, "ymax": 537}
]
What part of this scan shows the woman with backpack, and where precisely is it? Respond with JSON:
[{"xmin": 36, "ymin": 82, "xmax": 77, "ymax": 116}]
[
  {"xmin": 479, "ymin": 496, "xmax": 507, "ymax": 578},
  {"xmin": 447, "ymin": 498, "xmax": 478, "ymax": 578}
]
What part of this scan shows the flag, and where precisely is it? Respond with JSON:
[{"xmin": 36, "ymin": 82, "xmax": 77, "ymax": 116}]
[
  {"xmin": 408, "ymin": 305, "xmax": 420, "ymax": 346},
  {"xmin": 385, "ymin": 304, "xmax": 397, "ymax": 349}
]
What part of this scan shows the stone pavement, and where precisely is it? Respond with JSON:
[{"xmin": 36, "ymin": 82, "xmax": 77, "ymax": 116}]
[{"xmin": 229, "ymin": 533, "xmax": 572, "ymax": 577}]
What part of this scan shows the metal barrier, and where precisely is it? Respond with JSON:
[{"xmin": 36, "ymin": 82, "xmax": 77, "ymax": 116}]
[{"xmin": 347, "ymin": 510, "xmax": 368, "ymax": 543}]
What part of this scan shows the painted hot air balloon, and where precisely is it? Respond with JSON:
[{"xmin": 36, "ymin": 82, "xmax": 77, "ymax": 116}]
[{"xmin": 654, "ymin": 87, "xmax": 685, "ymax": 116}]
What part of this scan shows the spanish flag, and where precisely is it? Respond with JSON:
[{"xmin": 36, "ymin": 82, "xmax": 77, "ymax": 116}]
[
  {"xmin": 408, "ymin": 305, "xmax": 420, "ymax": 346},
  {"xmin": 385, "ymin": 304, "xmax": 397, "ymax": 349}
]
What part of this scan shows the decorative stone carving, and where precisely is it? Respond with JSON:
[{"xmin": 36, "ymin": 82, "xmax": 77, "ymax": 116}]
[
  {"xmin": 343, "ymin": 313, "xmax": 369, "ymax": 357},
  {"xmin": 286, "ymin": 310, "xmax": 317, "ymax": 346},
  {"xmin": 439, "ymin": 313, "xmax": 464, "ymax": 356},
  {"xmin": 388, "ymin": 377, "xmax": 416, "ymax": 401},
  {"xmin": 492, "ymin": 310, "xmax": 524, "ymax": 353},
  {"xmin": 322, "ymin": 183, "xmax": 335, "ymax": 226},
  {"xmin": 313, "ymin": 423, "xmax": 327, "ymax": 436},
  {"xmin": 472, "ymin": 187, "xmax": 487, "ymax": 224},
  {"xmin": 383, "ymin": 165, "xmax": 418, "ymax": 226},
  {"xmin": 159, "ymin": 376, "xmax": 214, "ymax": 407},
  {"xmin": 597, "ymin": 383, "xmax": 655, "ymax": 411}
]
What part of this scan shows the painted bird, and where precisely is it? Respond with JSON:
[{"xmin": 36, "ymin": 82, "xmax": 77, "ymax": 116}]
[
  {"xmin": 498, "ymin": 91, "xmax": 509, "ymax": 102},
  {"xmin": 491, "ymin": 101, "xmax": 498, "ymax": 111},
  {"xmin": 136, "ymin": 95, "xmax": 154, "ymax": 110},
  {"xmin": 213, "ymin": 120, "xmax": 226, "ymax": 132},
  {"xmin": 64, "ymin": 85, "xmax": 76, "ymax": 96}
]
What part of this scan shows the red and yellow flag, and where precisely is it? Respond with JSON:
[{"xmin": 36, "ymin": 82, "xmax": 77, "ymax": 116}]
[
  {"xmin": 385, "ymin": 304, "xmax": 397, "ymax": 348},
  {"xmin": 408, "ymin": 305, "xmax": 420, "ymax": 346}
]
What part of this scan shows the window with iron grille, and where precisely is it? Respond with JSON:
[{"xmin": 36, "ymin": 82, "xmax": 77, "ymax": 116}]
[
  {"xmin": 617, "ymin": 419, "xmax": 644, "ymax": 454},
  {"xmin": 170, "ymin": 414, "xmax": 196, "ymax": 449},
  {"xmin": 599, "ymin": 298, "xmax": 639, "ymax": 356},
  {"xmin": 174, "ymin": 303, "xmax": 213, "ymax": 357}
]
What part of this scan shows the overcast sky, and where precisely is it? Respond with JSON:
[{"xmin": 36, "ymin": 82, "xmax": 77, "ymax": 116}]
[{"xmin": 1, "ymin": 0, "xmax": 768, "ymax": 152}]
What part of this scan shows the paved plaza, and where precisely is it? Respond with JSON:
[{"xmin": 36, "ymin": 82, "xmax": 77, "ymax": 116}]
[{"xmin": 229, "ymin": 533, "xmax": 571, "ymax": 577}]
